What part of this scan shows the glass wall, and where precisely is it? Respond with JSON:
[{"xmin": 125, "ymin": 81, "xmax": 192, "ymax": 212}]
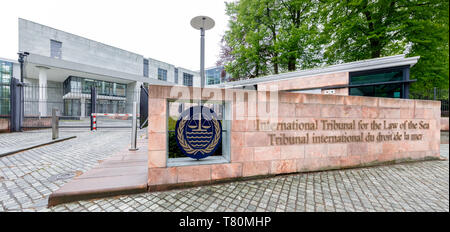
[
  {"xmin": 0, "ymin": 60, "xmax": 12, "ymax": 115},
  {"xmin": 63, "ymin": 76, "xmax": 127, "ymax": 97},
  {"xmin": 64, "ymin": 99, "xmax": 126, "ymax": 116},
  {"xmin": 349, "ymin": 84, "xmax": 403, "ymax": 98},
  {"xmin": 349, "ymin": 67, "xmax": 407, "ymax": 99},
  {"xmin": 62, "ymin": 76, "xmax": 128, "ymax": 116}
]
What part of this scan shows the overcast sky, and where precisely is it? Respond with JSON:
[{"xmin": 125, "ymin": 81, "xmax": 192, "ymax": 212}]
[{"xmin": 0, "ymin": 0, "xmax": 231, "ymax": 71}]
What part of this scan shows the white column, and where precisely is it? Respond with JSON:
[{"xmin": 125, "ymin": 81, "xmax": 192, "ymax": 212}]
[
  {"xmin": 38, "ymin": 67, "xmax": 49, "ymax": 117},
  {"xmin": 80, "ymin": 97, "xmax": 86, "ymax": 118},
  {"xmin": 134, "ymin": 81, "xmax": 142, "ymax": 113}
]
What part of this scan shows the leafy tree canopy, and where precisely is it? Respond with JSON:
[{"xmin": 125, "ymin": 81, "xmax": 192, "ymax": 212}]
[{"xmin": 218, "ymin": 0, "xmax": 449, "ymax": 90}]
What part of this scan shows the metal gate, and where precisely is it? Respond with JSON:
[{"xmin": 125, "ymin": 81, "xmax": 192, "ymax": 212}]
[{"xmin": 10, "ymin": 80, "xmax": 141, "ymax": 131}]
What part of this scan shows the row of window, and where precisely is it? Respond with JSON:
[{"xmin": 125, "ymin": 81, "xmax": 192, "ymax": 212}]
[
  {"xmin": 63, "ymin": 76, "xmax": 127, "ymax": 97},
  {"xmin": 157, "ymin": 67, "xmax": 193, "ymax": 86},
  {"xmin": 50, "ymin": 39, "xmax": 196, "ymax": 86}
]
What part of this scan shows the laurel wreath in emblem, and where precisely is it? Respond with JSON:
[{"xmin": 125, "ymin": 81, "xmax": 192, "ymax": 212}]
[{"xmin": 177, "ymin": 118, "xmax": 221, "ymax": 156}]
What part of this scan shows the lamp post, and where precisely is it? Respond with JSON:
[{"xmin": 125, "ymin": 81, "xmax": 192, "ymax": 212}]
[
  {"xmin": 190, "ymin": 16, "xmax": 215, "ymax": 90},
  {"xmin": 16, "ymin": 52, "xmax": 29, "ymax": 131}
]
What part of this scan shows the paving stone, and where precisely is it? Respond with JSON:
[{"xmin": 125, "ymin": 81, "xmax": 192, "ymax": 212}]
[{"xmin": 2, "ymin": 129, "xmax": 448, "ymax": 212}]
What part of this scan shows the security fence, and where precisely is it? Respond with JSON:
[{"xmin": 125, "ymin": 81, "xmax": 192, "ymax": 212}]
[
  {"xmin": 409, "ymin": 88, "xmax": 449, "ymax": 117},
  {"xmin": 20, "ymin": 84, "xmax": 141, "ymax": 129}
]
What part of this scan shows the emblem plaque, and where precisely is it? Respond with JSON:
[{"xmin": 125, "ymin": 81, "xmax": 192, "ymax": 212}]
[{"xmin": 175, "ymin": 106, "xmax": 222, "ymax": 160}]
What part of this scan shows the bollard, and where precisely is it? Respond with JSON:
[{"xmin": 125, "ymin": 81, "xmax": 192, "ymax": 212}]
[
  {"xmin": 92, "ymin": 114, "xmax": 97, "ymax": 132},
  {"xmin": 129, "ymin": 102, "xmax": 138, "ymax": 151},
  {"xmin": 52, "ymin": 108, "xmax": 59, "ymax": 140}
]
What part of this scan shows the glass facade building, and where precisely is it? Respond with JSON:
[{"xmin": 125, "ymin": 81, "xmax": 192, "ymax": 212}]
[
  {"xmin": 0, "ymin": 60, "xmax": 12, "ymax": 116},
  {"xmin": 62, "ymin": 76, "xmax": 127, "ymax": 116}
]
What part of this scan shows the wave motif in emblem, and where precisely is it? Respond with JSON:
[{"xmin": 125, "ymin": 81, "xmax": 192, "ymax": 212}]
[
  {"xmin": 186, "ymin": 136, "xmax": 213, "ymax": 139},
  {"xmin": 186, "ymin": 132, "xmax": 213, "ymax": 135}
]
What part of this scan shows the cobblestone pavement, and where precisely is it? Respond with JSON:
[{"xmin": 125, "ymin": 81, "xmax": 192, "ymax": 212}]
[
  {"xmin": 0, "ymin": 128, "xmax": 136, "ymax": 212},
  {"xmin": 0, "ymin": 129, "xmax": 76, "ymax": 154},
  {"xmin": 46, "ymin": 144, "xmax": 449, "ymax": 212}
]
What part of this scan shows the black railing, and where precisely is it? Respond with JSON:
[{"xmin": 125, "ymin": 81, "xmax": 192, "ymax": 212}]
[
  {"xmin": 410, "ymin": 88, "xmax": 449, "ymax": 117},
  {"xmin": 22, "ymin": 84, "xmax": 141, "ymax": 118}
]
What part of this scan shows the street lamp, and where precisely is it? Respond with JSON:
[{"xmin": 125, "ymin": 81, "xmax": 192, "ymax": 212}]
[{"xmin": 190, "ymin": 16, "xmax": 215, "ymax": 89}]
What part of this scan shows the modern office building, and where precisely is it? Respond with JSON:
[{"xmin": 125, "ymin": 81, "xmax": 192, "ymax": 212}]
[{"xmin": 15, "ymin": 18, "xmax": 200, "ymax": 117}]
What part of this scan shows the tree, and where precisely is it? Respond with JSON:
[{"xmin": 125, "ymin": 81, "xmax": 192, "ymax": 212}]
[
  {"xmin": 219, "ymin": 0, "xmax": 449, "ymax": 90},
  {"xmin": 219, "ymin": 0, "xmax": 322, "ymax": 80},
  {"xmin": 321, "ymin": 0, "xmax": 449, "ymax": 90},
  {"xmin": 403, "ymin": 0, "xmax": 449, "ymax": 90}
]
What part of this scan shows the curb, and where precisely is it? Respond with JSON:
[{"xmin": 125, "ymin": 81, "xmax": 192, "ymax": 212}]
[
  {"xmin": 0, "ymin": 136, "xmax": 77, "ymax": 158},
  {"xmin": 47, "ymin": 183, "xmax": 147, "ymax": 207}
]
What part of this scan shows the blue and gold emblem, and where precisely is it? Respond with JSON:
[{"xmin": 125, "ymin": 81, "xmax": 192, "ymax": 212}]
[{"xmin": 175, "ymin": 106, "xmax": 222, "ymax": 160}]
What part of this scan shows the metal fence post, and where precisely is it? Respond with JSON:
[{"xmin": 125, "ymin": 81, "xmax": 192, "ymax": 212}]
[
  {"xmin": 52, "ymin": 108, "xmax": 59, "ymax": 140},
  {"xmin": 10, "ymin": 78, "xmax": 23, "ymax": 132},
  {"xmin": 433, "ymin": 87, "xmax": 437, "ymax": 100},
  {"xmin": 129, "ymin": 102, "xmax": 138, "ymax": 151}
]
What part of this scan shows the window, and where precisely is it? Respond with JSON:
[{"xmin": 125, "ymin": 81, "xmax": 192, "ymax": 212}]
[
  {"xmin": 206, "ymin": 68, "xmax": 221, "ymax": 85},
  {"xmin": 64, "ymin": 99, "xmax": 81, "ymax": 116},
  {"xmin": 174, "ymin": 68, "xmax": 179, "ymax": 84},
  {"xmin": 183, "ymin": 73, "xmax": 193, "ymax": 86},
  {"xmin": 349, "ymin": 67, "xmax": 409, "ymax": 99},
  {"xmin": 158, "ymin": 68, "xmax": 167, "ymax": 81},
  {"xmin": 82, "ymin": 79, "xmax": 96, "ymax": 94},
  {"xmin": 114, "ymin": 83, "xmax": 126, "ymax": 97},
  {"xmin": 143, "ymin": 59, "xmax": 149, "ymax": 77},
  {"xmin": 349, "ymin": 84, "xmax": 403, "ymax": 98},
  {"xmin": 50, "ymin": 40, "xmax": 62, "ymax": 59},
  {"xmin": 350, "ymin": 69, "xmax": 403, "ymax": 85}
]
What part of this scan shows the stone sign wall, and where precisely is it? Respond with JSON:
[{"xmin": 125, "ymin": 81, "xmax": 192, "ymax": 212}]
[{"xmin": 146, "ymin": 85, "xmax": 441, "ymax": 190}]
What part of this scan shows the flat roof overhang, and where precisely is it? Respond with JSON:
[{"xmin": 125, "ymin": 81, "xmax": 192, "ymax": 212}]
[
  {"xmin": 23, "ymin": 53, "xmax": 174, "ymax": 86},
  {"xmin": 284, "ymin": 79, "xmax": 418, "ymax": 93},
  {"xmin": 215, "ymin": 54, "xmax": 420, "ymax": 89}
]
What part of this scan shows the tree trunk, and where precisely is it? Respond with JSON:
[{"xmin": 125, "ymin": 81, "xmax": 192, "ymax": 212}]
[{"xmin": 288, "ymin": 57, "xmax": 296, "ymax": 71}]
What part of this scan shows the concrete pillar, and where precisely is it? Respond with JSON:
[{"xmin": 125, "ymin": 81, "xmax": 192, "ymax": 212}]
[
  {"xmin": 80, "ymin": 97, "xmax": 86, "ymax": 118},
  {"xmin": 134, "ymin": 81, "xmax": 142, "ymax": 114},
  {"xmin": 38, "ymin": 66, "xmax": 49, "ymax": 117}
]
